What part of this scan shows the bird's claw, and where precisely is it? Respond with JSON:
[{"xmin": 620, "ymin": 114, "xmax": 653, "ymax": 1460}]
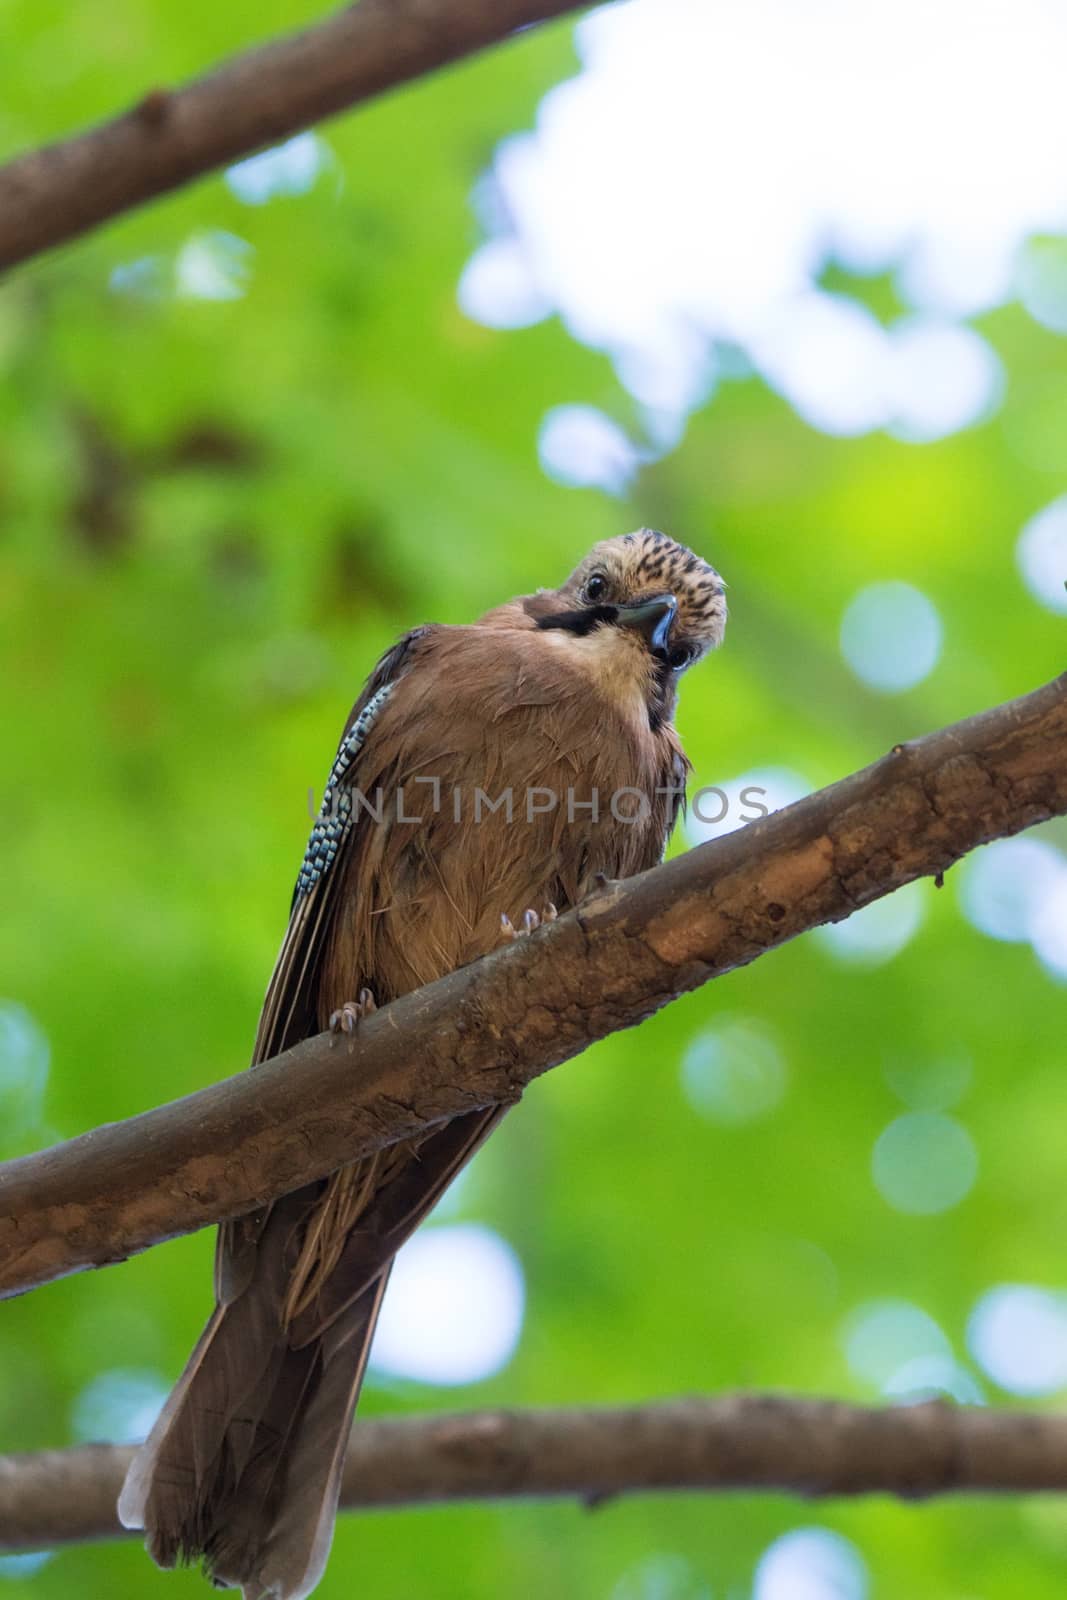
[
  {"xmin": 329, "ymin": 987, "xmax": 378, "ymax": 1037},
  {"xmin": 500, "ymin": 903, "xmax": 558, "ymax": 941}
]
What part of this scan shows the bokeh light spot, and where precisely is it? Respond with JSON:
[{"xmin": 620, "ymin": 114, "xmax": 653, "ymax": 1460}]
[
  {"xmin": 882, "ymin": 1052, "xmax": 971, "ymax": 1111},
  {"xmin": 839, "ymin": 582, "xmax": 943, "ymax": 693},
  {"xmin": 0, "ymin": 1001, "xmax": 50, "ymax": 1150},
  {"xmin": 1018, "ymin": 238, "xmax": 1067, "ymax": 335},
  {"xmin": 755, "ymin": 292, "xmax": 890, "ymax": 436},
  {"xmin": 754, "ymin": 1527, "xmax": 867, "ymax": 1600},
  {"xmin": 817, "ymin": 882, "xmax": 925, "ymax": 968},
  {"xmin": 176, "ymin": 231, "xmax": 254, "ymax": 302},
  {"xmin": 108, "ymin": 255, "xmax": 166, "ymax": 301},
  {"xmin": 537, "ymin": 404, "xmax": 639, "ymax": 495},
  {"xmin": 611, "ymin": 1553, "xmax": 713, "ymax": 1600},
  {"xmin": 0, "ymin": 1553, "xmax": 52, "ymax": 1579},
  {"xmin": 897, "ymin": 233, "xmax": 1015, "ymax": 318},
  {"xmin": 370, "ymin": 1224, "xmax": 524, "ymax": 1386},
  {"xmin": 613, "ymin": 335, "xmax": 717, "ymax": 419},
  {"xmin": 886, "ymin": 320, "xmax": 1002, "ymax": 442},
  {"xmin": 842, "ymin": 1298, "xmax": 952, "ymax": 1388},
  {"xmin": 968, "ymin": 1285, "xmax": 1067, "ymax": 1396},
  {"xmin": 225, "ymin": 133, "xmax": 325, "ymax": 205},
  {"xmin": 871, "ymin": 1112, "xmax": 978, "ymax": 1215},
  {"xmin": 458, "ymin": 237, "xmax": 553, "ymax": 329},
  {"xmin": 684, "ymin": 767, "xmax": 811, "ymax": 847},
  {"xmin": 1031, "ymin": 873, "xmax": 1067, "ymax": 982},
  {"xmin": 681, "ymin": 1017, "xmax": 787, "ymax": 1125},
  {"xmin": 71, "ymin": 1369, "xmax": 169, "ymax": 1445},
  {"xmin": 1017, "ymin": 496, "xmax": 1067, "ymax": 615},
  {"xmin": 882, "ymin": 1353, "xmax": 984, "ymax": 1405},
  {"xmin": 959, "ymin": 837, "xmax": 1067, "ymax": 944}
]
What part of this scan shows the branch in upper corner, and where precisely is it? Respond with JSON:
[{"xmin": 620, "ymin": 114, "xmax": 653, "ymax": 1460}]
[
  {"xmin": 5, "ymin": 1394, "xmax": 1067, "ymax": 1551},
  {"xmin": 0, "ymin": 673, "xmax": 1063, "ymax": 1301},
  {"xmin": 0, "ymin": 0, "xmax": 583, "ymax": 272}
]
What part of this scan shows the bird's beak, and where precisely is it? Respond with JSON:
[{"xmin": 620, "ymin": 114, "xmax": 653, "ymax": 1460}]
[{"xmin": 613, "ymin": 594, "xmax": 677, "ymax": 659}]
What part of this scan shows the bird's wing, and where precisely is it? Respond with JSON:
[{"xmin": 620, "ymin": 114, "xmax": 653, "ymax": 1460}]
[
  {"xmin": 253, "ymin": 625, "xmax": 432, "ymax": 1067},
  {"xmin": 215, "ymin": 626, "xmax": 431, "ymax": 1306}
]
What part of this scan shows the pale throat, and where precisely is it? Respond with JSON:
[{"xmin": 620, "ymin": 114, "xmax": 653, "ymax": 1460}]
[{"xmin": 544, "ymin": 624, "xmax": 659, "ymax": 725}]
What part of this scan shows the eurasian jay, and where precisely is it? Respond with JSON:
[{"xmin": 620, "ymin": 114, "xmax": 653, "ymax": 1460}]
[{"xmin": 120, "ymin": 528, "xmax": 727, "ymax": 1598}]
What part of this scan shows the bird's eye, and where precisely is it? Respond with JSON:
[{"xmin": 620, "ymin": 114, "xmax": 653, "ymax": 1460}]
[
  {"xmin": 583, "ymin": 573, "xmax": 609, "ymax": 602},
  {"xmin": 667, "ymin": 643, "xmax": 693, "ymax": 671}
]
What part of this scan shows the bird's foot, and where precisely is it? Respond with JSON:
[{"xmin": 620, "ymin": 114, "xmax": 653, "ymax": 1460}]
[
  {"xmin": 329, "ymin": 987, "xmax": 377, "ymax": 1036},
  {"xmin": 500, "ymin": 903, "xmax": 558, "ymax": 940}
]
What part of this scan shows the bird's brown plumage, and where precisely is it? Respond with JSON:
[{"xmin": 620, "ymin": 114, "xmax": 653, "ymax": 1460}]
[{"xmin": 119, "ymin": 529, "xmax": 726, "ymax": 1599}]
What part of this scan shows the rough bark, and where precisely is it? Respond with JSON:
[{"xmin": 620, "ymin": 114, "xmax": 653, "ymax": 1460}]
[
  {"xmin": 0, "ymin": 675, "xmax": 1064, "ymax": 1300},
  {"xmin": 0, "ymin": 0, "xmax": 581, "ymax": 271},
  {"xmin": 5, "ymin": 1395, "xmax": 1067, "ymax": 1551}
]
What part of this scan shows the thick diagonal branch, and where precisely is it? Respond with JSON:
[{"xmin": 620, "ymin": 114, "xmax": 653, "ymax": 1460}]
[
  {"xmin": 0, "ymin": 0, "xmax": 581, "ymax": 271},
  {"xmin": 5, "ymin": 1395, "xmax": 1067, "ymax": 1551},
  {"xmin": 0, "ymin": 673, "xmax": 1064, "ymax": 1299}
]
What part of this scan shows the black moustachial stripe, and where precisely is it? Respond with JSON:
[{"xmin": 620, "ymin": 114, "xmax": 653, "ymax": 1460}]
[{"xmin": 534, "ymin": 604, "xmax": 618, "ymax": 637}]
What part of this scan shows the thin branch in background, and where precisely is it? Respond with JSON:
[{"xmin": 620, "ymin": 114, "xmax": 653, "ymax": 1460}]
[
  {"xmin": 0, "ymin": 0, "xmax": 583, "ymax": 272},
  {"xmin": 4, "ymin": 1395, "xmax": 1067, "ymax": 1552},
  {"xmin": 0, "ymin": 673, "xmax": 1064, "ymax": 1301}
]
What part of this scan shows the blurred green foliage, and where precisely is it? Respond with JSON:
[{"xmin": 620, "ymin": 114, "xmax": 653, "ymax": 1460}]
[{"xmin": 1, "ymin": 4, "xmax": 1065, "ymax": 1599}]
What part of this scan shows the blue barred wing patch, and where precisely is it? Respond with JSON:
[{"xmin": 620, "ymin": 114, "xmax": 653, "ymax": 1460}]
[{"xmin": 295, "ymin": 682, "xmax": 393, "ymax": 899}]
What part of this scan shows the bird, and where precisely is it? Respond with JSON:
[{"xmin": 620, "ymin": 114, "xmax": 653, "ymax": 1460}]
[{"xmin": 119, "ymin": 527, "xmax": 727, "ymax": 1599}]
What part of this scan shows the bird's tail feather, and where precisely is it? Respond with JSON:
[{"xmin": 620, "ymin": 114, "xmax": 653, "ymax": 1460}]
[
  {"xmin": 120, "ymin": 1110, "xmax": 507, "ymax": 1597},
  {"xmin": 117, "ymin": 1197, "xmax": 295, "ymax": 1554},
  {"xmin": 233, "ymin": 1276, "xmax": 389, "ymax": 1600},
  {"xmin": 119, "ymin": 1192, "xmax": 386, "ymax": 1600}
]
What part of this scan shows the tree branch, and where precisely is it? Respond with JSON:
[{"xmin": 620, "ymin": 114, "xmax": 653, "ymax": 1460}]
[
  {"xmin": 1, "ymin": 673, "xmax": 1064, "ymax": 1300},
  {"xmin": 5, "ymin": 1395, "xmax": 1067, "ymax": 1550},
  {"xmin": 0, "ymin": 0, "xmax": 582, "ymax": 272}
]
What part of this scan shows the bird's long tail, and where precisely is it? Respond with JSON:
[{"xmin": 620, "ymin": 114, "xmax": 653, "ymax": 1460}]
[
  {"xmin": 119, "ymin": 1108, "xmax": 505, "ymax": 1599},
  {"xmin": 118, "ymin": 1189, "xmax": 387, "ymax": 1600}
]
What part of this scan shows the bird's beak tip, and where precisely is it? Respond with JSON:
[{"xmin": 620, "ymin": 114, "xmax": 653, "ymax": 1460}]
[{"xmin": 614, "ymin": 594, "xmax": 677, "ymax": 656}]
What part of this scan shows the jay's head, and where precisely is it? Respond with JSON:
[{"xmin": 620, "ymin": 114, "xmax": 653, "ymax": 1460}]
[{"xmin": 521, "ymin": 529, "xmax": 726, "ymax": 729}]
